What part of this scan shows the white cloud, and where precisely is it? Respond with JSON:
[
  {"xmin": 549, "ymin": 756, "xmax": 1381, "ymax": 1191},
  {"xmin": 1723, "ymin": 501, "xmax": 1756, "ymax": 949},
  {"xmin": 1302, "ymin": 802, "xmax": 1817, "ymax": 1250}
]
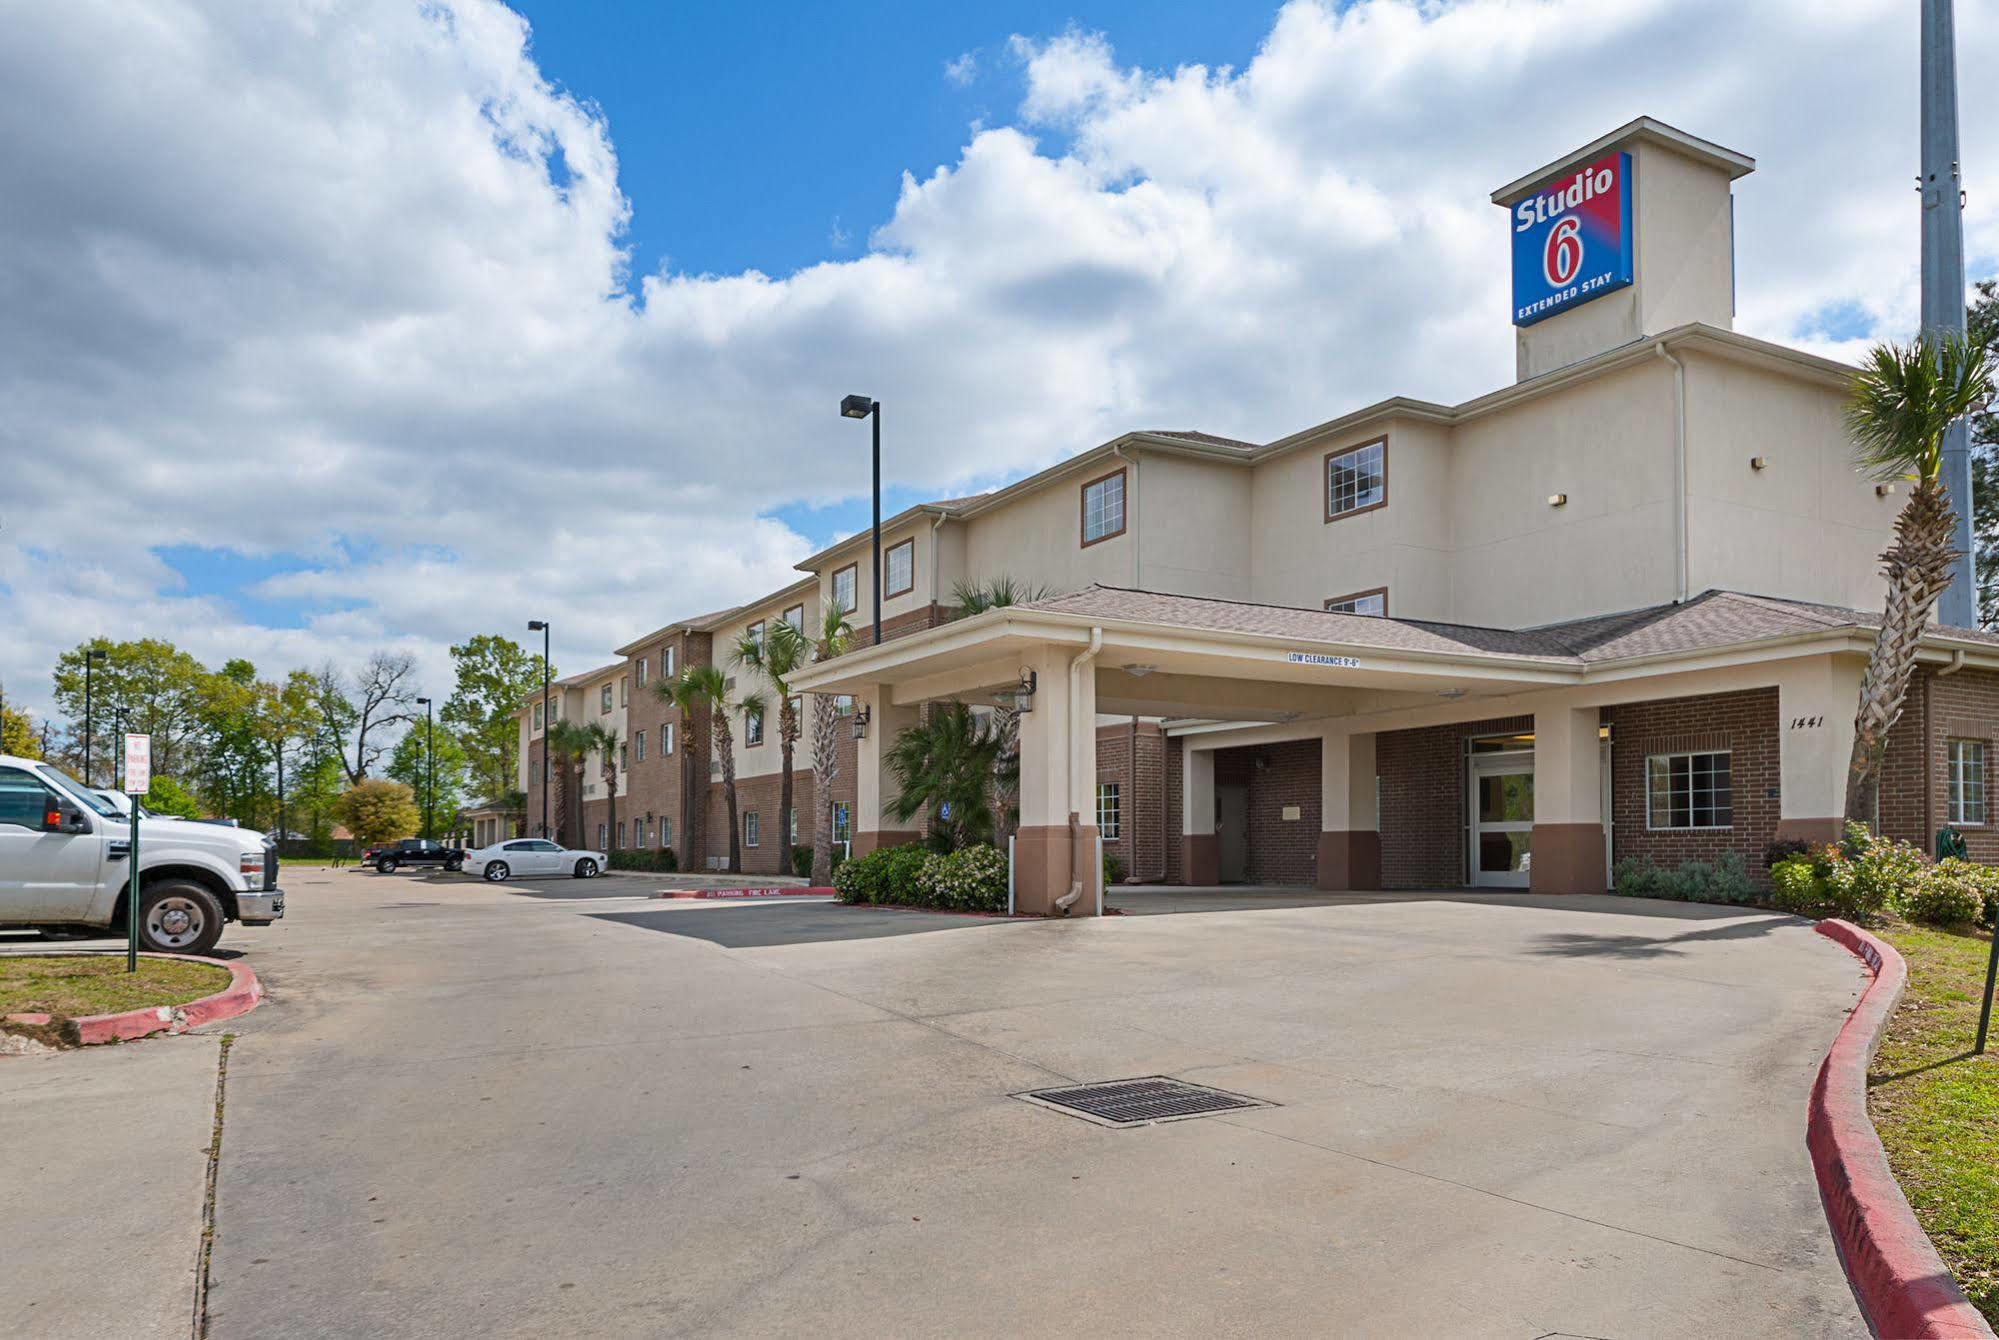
[
  {"xmin": 944, "ymin": 50, "xmax": 978, "ymax": 87},
  {"xmin": 2, "ymin": 0, "xmax": 1994, "ymax": 720}
]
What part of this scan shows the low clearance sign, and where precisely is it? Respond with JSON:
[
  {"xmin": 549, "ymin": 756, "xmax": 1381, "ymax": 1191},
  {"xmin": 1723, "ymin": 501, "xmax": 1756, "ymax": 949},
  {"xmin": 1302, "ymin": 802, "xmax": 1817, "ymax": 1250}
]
[{"xmin": 1509, "ymin": 150, "xmax": 1633, "ymax": 327}]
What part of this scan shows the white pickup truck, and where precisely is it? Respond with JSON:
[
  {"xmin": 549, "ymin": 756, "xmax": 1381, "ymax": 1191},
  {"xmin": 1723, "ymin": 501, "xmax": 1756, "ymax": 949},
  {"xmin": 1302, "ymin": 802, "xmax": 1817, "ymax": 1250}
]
[{"xmin": 0, "ymin": 753, "xmax": 284, "ymax": 956}]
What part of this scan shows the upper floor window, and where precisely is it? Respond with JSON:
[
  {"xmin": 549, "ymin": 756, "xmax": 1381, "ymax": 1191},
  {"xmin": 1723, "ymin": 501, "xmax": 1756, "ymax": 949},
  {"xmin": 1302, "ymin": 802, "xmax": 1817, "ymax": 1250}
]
[
  {"xmin": 885, "ymin": 539, "xmax": 915, "ymax": 597},
  {"xmin": 745, "ymin": 704, "xmax": 765, "ymax": 747},
  {"xmin": 533, "ymin": 702, "xmax": 543, "ymax": 730},
  {"xmin": 661, "ymin": 721, "xmax": 675, "ymax": 755},
  {"xmin": 618, "ymin": 742, "xmax": 628, "ymax": 770},
  {"xmin": 1325, "ymin": 437, "xmax": 1387, "ymax": 521},
  {"xmin": 746, "ymin": 619, "xmax": 765, "ymax": 651},
  {"xmin": 619, "ymin": 675, "xmax": 629, "ymax": 706},
  {"xmin": 662, "ymin": 644, "xmax": 676, "ymax": 679},
  {"xmin": 1325, "ymin": 588, "xmax": 1387, "ymax": 618},
  {"xmin": 634, "ymin": 730, "xmax": 646, "ymax": 762},
  {"xmin": 783, "ymin": 603, "xmax": 805, "ymax": 632},
  {"xmin": 1948, "ymin": 739, "xmax": 1987, "ymax": 826},
  {"xmin": 1646, "ymin": 751, "xmax": 1732, "ymax": 830},
  {"xmin": 1081, "ymin": 468, "xmax": 1126, "ymax": 546},
  {"xmin": 635, "ymin": 657, "xmax": 648, "ymax": 688},
  {"xmin": 833, "ymin": 564, "xmax": 858, "ymax": 614},
  {"xmin": 600, "ymin": 684, "xmax": 612, "ymax": 714}
]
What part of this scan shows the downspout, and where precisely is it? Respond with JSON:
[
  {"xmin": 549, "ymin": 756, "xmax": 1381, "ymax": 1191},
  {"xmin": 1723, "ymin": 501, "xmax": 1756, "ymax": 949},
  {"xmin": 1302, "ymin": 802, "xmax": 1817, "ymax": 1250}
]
[
  {"xmin": 1655, "ymin": 343, "xmax": 1689, "ymax": 603},
  {"xmin": 928, "ymin": 513, "xmax": 947, "ymax": 621},
  {"xmin": 1054, "ymin": 626, "xmax": 1104, "ymax": 913},
  {"xmin": 1113, "ymin": 444, "xmax": 1139, "ymax": 587}
]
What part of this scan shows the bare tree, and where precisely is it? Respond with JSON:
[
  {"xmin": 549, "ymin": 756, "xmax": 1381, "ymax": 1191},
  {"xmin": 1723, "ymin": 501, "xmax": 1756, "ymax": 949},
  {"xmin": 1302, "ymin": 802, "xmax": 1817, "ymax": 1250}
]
[{"xmin": 315, "ymin": 651, "xmax": 420, "ymax": 784}]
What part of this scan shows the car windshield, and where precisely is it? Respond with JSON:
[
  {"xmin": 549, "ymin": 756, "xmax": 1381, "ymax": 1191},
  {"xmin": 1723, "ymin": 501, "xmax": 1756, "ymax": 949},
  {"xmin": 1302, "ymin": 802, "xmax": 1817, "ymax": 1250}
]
[{"xmin": 36, "ymin": 764, "xmax": 122, "ymax": 817}]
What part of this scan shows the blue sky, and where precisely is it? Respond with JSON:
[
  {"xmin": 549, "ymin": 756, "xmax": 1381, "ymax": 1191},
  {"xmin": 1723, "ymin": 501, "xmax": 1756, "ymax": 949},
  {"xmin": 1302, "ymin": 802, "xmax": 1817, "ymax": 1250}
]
[{"xmin": 508, "ymin": 1, "xmax": 1265, "ymax": 282}]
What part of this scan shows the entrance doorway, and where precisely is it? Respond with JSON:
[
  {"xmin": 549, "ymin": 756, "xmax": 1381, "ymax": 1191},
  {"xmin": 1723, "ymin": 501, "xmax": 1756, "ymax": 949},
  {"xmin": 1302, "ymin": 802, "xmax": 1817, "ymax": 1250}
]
[
  {"xmin": 1469, "ymin": 750, "xmax": 1534, "ymax": 888},
  {"xmin": 1216, "ymin": 783, "xmax": 1249, "ymax": 883}
]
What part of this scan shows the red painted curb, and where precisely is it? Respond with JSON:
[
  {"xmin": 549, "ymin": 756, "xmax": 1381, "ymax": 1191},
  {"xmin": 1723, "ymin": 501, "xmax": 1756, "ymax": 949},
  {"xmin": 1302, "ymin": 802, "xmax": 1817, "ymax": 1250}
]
[
  {"xmin": 652, "ymin": 886, "xmax": 836, "ymax": 900},
  {"xmin": 1809, "ymin": 919, "xmax": 1993, "ymax": 1340},
  {"xmin": 68, "ymin": 955, "xmax": 264, "ymax": 1046}
]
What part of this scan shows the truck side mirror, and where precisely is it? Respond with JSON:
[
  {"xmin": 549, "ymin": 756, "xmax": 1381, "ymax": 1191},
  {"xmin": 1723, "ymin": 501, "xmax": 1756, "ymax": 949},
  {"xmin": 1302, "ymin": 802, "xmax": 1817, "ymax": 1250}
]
[{"xmin": 46, "ymin": 804, "xmax": 89, "ymax": 834}]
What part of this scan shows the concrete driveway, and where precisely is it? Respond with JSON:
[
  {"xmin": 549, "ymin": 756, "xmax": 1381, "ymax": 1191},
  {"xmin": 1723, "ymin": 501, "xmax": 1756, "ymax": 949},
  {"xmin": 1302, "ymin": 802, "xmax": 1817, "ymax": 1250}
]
[{"xmin": 1, "ymin": 872, "xmax": 1868, "ymax": 1337}]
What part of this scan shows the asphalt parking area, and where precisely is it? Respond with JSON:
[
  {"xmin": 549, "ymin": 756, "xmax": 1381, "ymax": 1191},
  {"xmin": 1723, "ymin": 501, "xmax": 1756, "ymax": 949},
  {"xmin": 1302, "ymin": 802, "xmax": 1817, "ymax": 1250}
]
[{"xmin": 590, "ymin": 900, "xmax": 1000, "ymax": 947}]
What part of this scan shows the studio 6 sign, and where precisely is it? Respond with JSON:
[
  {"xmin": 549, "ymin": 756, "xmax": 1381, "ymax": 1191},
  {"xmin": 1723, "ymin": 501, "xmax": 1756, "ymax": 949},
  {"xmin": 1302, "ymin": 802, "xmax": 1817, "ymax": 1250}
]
[{"xmin": 1509, "ymin": 150, "xmax": 1633, "ymax": 327}]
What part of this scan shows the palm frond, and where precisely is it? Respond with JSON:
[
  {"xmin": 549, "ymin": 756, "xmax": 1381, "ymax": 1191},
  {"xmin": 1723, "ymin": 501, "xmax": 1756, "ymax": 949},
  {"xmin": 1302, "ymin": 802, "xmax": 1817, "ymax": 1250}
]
[{"xmin": 1846, "ymin": 332, "xmax": 1997, "ymax": 484}]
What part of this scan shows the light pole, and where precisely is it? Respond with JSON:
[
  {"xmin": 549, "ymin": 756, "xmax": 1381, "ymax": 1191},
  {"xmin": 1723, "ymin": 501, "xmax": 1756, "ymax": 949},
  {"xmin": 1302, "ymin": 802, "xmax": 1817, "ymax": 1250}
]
[
  {"xmin": 528, "ymin": 620, "xmax": 551, "ymax": 838},
  {"xmin": 1922, "ymin": 0, "xmax": 1976, "ymax": 627},
  {"xmin": 839, "ymin": 394, "xmax": 883, "ymax": 645},
  {"xmin": 416, "ymin": 696, "xmax": 434, "ymax": 840},
  {"xmin": 83, "ymin": 648, "xmax": 107, "ymax": 786}
]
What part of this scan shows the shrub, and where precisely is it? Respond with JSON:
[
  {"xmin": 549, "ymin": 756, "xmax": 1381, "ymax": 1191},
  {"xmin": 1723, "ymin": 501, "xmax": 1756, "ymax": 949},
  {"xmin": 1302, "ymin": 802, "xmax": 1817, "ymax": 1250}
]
[
  {"xmin": 1898, "ymin": 859, "xmax": 1999, "ymax": 927},
  {"xmin": 1103, "ymin": 851, "xmax": 1127, "ymax": 887},
  {"xmin": 1612, "ymin": 856, "xmax": 1664, "ymax": 897},
  {"xmin": 833, "ymin": 842, "xmax": 1007, "ymax": 911},
  {"xmin": 1612, "ymin": 851, "xmax": 1759, "ymax": 904},
  {"xmin": 790, "ymin": 845, "xmax": 813, "ymax": 879},
  {"xmin": 1763, "ymin": 838, "xmax": 1814, "ymax": 870},
  {"xmin": 609, "ymin": 848, "xmax": 678, "ymax": 872},
  {"xmin": 1768, "ymin": 841, "xmax": 1897, "ymax": 923},
  {"xmin": 833, "ymin": 844, "xmax": 930, "ymax": 905}
]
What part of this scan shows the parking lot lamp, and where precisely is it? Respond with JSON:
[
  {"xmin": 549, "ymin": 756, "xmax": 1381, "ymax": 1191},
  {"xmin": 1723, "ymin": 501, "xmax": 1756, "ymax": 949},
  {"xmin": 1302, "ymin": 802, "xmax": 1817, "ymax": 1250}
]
[
  {"xmin": 416, "ymin": 696, "xmax": 434, "ymax": 840},
  {"xmin": 83, "ymin": 648, "xmax": 107, "ymax": 785},
  {"xmin": 839, "ymin": 395, "xmax": 883, "ymax": 646},
  {"xmin": 528, "ymin": 620, "xmax": 551, "ymax": 838}
]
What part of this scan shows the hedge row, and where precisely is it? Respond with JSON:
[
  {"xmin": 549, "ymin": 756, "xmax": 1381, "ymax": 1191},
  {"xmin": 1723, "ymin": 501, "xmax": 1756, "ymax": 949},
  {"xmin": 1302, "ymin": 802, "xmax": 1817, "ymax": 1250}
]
[{"xmin": 833, "ymin": 843, "xmax": 1009, "ymax": 913}]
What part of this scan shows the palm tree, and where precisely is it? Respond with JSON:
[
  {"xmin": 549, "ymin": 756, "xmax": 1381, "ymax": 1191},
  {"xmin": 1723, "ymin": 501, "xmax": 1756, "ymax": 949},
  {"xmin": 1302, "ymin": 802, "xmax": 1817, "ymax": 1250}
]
[
  {"xmin": 661, "ymin": 663, "xmax": 738, "ymax": 872},
  {"xmin": 581, "ymin": 721, "xmax": 621, "ymax": 854},
  {"xmin": 950, "ymin": 576, "xmax": 1050, "ymax": 837},
  {"xmin": 806, "ymin": 606, "xmax": 856, "ymax": 885},
  {"xmin": 885, "ymin": 701, "xmax": 1005, "ymax": 852},
  {"xmin": 544, "ymin": 719, "xmax": 594, "ymax": 847},
  {"xmin": 734, "ymin": 619, "xmax": 811, "ymax": 875},
  {"xmin": 1844, "ymin": 332, "xmax": 1996, "ymax": 823}
]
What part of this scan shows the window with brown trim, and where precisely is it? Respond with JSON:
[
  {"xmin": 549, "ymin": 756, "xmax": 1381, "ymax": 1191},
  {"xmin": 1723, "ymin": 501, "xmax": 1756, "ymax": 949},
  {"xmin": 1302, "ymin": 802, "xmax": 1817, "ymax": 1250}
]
[
  {"xmin": 1325, "ymin": 436, "xmax": 1387, "ymax": 522},
  {"xmin": 832, "ymin": 564, "xmax": 858, "ymax": 614},
  {"xmin": 1081, "ymin": 467, "xmax": 1127, "ymax": 546},
  {"xmin": 782, "ymin": 603, "xmax": 805, "ymax": 632},
  {"xmin": 1324, "ymin": 587, "xmax": 1387, "ymax": 617},
  {"xmin": 884, "ymin": 539, "xmax": 915, "ymax": 597}
]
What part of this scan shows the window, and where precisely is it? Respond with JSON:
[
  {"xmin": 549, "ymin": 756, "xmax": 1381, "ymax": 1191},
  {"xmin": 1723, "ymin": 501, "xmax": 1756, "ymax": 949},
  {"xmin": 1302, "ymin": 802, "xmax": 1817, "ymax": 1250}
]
[
  {"xmin": 1325, "ymin": 437, "xmax": 1387, "ymax": 520},
  {"xmin": 619, "ymin": 675, "xmax": 629, "ymax": 706},
  {"xmin": 533, "ymin": 702, "xmax": 543, "ymax": 730},
  {"xmin": 0, "ymin": 768, "xmax": 53, "ymax": 829},
  {"xmin": 1646, "ymin": 751, "xmax": 1732, "ymax": 830},
  {"xmin": 783, "ymin": 604, "xmax": 805, "ymax": 632},
  {"xmin": 744, "ymin": 811, "xmax": 761, "ymax": 847},
  {"xmin": 885, "ymin": 539, "xmax": 915, "ymax": 596},
  {"xmin": 833, "ymin": 565, "xmax": 858, "ymax": 614},
  {"xmin": 1081, "ymin": 468, "xmax": 1126, "ymax": 546},
  {"xmin": 833, "ymin": 801, "xmax": 851, "ymax": 844},
  {"xmin": 788, "ymin": 695, "xmax": 803, "ymax": 727},
  {"xmin": 635, "ymin": 658, "xmax": 648, "ymax": 688},
  {"xmin": 1325, "ymin": 588, "xmax": 1387, "ymax": 617},
  {"xmin": 1096, "ymin": 783, "xmax": 1121, "ymax": 841},
  {"xmin": 662, "ymin": 722, "xmax": 675, "ymax": 755},
  {"xmin": 660, "ymin": 817, "xmax": 673, "ymax": 848},
  {"xmin": 834, "ymin": 694, "xmax": 855, "ymax": 716},
  {"xmin": 1948, "ymin": 739, "xmax": 1987, "ymax": 825},
  {"xmin": 662, "ymin": 644, "xmax": 676, "ymax": 678},
  {"xmin": 634, "ymin": 730, "xmax": 645, "ymax": 762},
  {"xmin": 789, "ymin": 808, "xmax": 798, "ymax": 844},
  {"xmin": 635, "ymin": 818, "xmax": 647, "ymax": 846},
  {"xmin": 600, "ymin": 684, "xmax": 612, "ymax": 714},
  {"xmin": 597, "ymin": 822, "xmax": 607, "ymax": 848},
  {"xmin": 616, "ymin": 821, "xmax": 625, "ymax": 850},
  {"xmin": 745, "ymin": 705, "xmax": 764, "ymax": 746},
  {"xmin": 618, "ymin": 743, "xmax": 628, "ymax": 770}
]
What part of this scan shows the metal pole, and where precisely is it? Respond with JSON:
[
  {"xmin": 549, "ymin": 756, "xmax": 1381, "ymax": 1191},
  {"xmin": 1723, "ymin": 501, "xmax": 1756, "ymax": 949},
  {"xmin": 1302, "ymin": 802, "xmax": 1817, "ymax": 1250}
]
[
  {"xmin": 542, "ymin": 623, "xmax": 552, "ymax": 839},
  {"xmin": 1977, "ymin": 925, "xmax": 1998, "ymax": 1053},
  {"xmin": 425, "ymin": 700, "xmax": 434, "ymax": 840},
  {"xmin": 871, "ymin": 401, "xmax": 882, "ymax": 646},
  {"xmin": 276, "ymin": 740, "xmax": 286, "ymax": 848},
  {"xmin": 127, "ymin": 763, "xmax": 140, "ymax": 973},
  {"xmin": 83, "ymin": 655, "xmax": 94, "ymax": 787},
  {"xmin": 1923, "ymin": 0, "xmax": 1976, "ymax": 627}
]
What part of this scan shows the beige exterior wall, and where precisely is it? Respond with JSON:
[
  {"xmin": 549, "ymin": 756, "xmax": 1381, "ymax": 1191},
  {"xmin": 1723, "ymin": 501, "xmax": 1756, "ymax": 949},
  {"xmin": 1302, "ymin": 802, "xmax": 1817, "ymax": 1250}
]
[
  {"xmin": 961, "ymin": 462, "xmax": 1141, "ymax": 595},
  {"xmin": 1136, "ymin": 454, "xmax": 1252, "ymax": 600},
  {"xmin": 713, "ymin": 583, "xmax": 821, "ymax": 783}
]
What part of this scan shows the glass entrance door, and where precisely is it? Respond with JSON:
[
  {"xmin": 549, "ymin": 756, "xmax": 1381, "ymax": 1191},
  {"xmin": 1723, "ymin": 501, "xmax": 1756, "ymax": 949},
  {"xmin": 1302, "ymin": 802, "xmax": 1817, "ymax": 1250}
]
[{"xmin": 1469, "ymin": 752, "xmax": 1534, "ymax": 888}]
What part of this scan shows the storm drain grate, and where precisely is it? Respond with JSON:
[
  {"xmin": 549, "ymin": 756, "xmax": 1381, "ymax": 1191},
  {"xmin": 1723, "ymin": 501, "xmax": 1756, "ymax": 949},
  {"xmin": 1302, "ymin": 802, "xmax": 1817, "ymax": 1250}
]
[{"xmin": 1015, "ymin": 1076, "xmax": 1272, "ymax": 1127}]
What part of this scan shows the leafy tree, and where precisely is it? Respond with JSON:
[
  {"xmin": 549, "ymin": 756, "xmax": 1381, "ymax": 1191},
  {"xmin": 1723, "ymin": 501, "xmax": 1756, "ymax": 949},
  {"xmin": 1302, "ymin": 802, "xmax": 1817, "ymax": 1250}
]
[
  {"xmin": 662, "ymin": 664, "xmax": 737, "ymax": 872},
  {"xmin": 1, "ymin": 689, "xmax": 39, "ymax": 759},
  {"xmin": 264, "ymin": 669, "xmax": 326, "ymax": 842},
  {"xmin": 885, "ymin": 701, "xmax": 1005, "ymax": 852},
  {"xmin": 144, "ymin": 775, "xmax": 205, "ymax": 819},
  {"xmin": 335, "ymin": 778, "xmax": 420, "ymax": 849},
  {"xmin": 734, "ymin": 619, "xmax": 810, "ymax": 875},
  {"xmin": 52, "ymin": 638, "xmax": 210, "ymax": 785},
  {"xmin": 1843, "ymin": 332, "xmax": 1997, "ymax": 821},
  {"xmin": 441, "ymin": 634, "xmax": 549, "ymax": 804},
  {"xmin": 806, "ymin": 606, "xmax": 856, "ymax": 885},
  {"xmin": 388, "ymin": 724, "xmax": 468, "ymax": 840},
  {"xmin": 194, "ymin": 659, "xmax": 277, "ymax": 827}
]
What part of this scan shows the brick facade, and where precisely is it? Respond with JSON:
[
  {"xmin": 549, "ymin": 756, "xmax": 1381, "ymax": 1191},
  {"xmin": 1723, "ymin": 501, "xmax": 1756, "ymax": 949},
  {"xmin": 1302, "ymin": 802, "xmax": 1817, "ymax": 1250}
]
[
  {"xmin": 1606, "ymin": 689, "xmax": 1780, "ymax": 874},
  {"xmin": 1882, "ymin": 666, "xmax": 1999, "ymax": 861},
  {"xmin": 1094, "ymin": 722, "xmax": 1169, "ymax": 882}
]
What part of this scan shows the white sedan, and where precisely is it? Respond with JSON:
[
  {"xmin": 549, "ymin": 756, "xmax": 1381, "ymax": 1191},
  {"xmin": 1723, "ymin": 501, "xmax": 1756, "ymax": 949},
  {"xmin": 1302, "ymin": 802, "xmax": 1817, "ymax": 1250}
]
[{"xmin": 465, "ymin": 839, "xmax": 607, "ymax": 882}]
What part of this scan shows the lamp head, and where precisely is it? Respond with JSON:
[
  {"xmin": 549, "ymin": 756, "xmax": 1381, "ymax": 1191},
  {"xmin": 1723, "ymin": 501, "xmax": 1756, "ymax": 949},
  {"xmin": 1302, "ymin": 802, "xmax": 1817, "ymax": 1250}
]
[
  {"xmin": 528, "ymin": 620, "xmax": 547, "ymax": 631},
  {"xmin": 839, "ymin": 394, "xmax": 875, "ymax": 419}
]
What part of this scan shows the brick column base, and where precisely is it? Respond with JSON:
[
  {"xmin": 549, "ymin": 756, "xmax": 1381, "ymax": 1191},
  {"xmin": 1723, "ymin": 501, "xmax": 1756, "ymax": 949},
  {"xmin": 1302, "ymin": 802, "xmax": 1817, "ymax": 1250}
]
[
  {"xmin": 1014, "ymin": 824, "xmax": 1101, "ymax": 916},
  {"xmin": 1181, "ymin": 834, "xmax": 1218, "ymax": 886},
  {"xmin": 1316, "ymin": 831, "xmax": 1381, "ymax": 891},
  {"xmin": 1529, "ymin": 822, "xmax": 1606, "ymax": 894},
  {"xmin": 1775, "ymin": 818, "xmax": 1844, "ymax": 847}
]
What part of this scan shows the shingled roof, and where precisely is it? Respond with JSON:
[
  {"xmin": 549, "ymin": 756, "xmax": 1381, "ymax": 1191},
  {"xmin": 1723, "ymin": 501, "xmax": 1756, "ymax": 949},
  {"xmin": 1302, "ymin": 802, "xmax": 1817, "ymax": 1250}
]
[{"xmin": 1009, "ymin": 586, "xmax": 1999, "ymax": 667}]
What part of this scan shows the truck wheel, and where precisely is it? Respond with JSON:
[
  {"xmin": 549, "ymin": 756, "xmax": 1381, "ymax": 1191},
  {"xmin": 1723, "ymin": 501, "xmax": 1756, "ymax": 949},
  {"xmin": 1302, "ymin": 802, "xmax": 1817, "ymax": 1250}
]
[
  {"xmin": 483, "ymin": 861, "xmax": 510, "ymax": 882},
  {"xmin": 378, "ymin": 858, "xmax": 398, "ymax": 874},
  {"xmin": 136, "ymin": 881, "xmax": 225, "ymax": 956},
  {"xmin": 573, "ymin": 858, "xmax": 599, "ymax": 879}
]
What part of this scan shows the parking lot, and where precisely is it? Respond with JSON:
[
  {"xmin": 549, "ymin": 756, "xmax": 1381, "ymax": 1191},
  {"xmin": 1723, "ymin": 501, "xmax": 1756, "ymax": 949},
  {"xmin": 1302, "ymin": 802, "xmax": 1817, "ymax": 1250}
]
[{"xmin": 2, "ymin": 866, "xmax": 1869, "ymax": 1338}]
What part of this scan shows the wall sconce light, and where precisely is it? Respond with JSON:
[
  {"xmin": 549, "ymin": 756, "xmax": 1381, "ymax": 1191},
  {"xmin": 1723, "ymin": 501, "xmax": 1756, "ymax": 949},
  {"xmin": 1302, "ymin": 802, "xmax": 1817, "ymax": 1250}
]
[
  {"xmin": 1876, "ymin": 483, "xmax": 1897, "ymax": 498},
  {"xmin": 851, "ymin": 704, "xmax": 872, "ymax": 739},
  {"xmin": 1750, "ymin": 456, "xmax": 1769, "ymax": 471},
  {"xmin": 1547, "ymin": 492, "xmax": 1568, "ymax": 507},
  {"xmin": 1013, "ymin": 668, "xmax": 1038, "ymax": 712}
]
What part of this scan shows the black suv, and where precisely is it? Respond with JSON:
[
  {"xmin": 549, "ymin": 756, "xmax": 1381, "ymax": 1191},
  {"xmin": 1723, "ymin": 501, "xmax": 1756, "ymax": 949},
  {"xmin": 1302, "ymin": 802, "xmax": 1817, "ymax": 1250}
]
[{"xmin": 362, "ymin": 838, "xmax": 466, "ymax": 873}]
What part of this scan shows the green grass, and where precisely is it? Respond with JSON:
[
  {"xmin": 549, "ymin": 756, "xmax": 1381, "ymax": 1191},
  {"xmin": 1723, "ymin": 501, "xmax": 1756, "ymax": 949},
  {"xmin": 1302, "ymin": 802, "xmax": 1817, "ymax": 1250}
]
[
  {"xmin": 1869, "ymin": 921, "xmax": 1999, "ymax": 1324},
  {"xmin": 0, "ymin": 955, "xmax": 233, "ymax": 1019}
]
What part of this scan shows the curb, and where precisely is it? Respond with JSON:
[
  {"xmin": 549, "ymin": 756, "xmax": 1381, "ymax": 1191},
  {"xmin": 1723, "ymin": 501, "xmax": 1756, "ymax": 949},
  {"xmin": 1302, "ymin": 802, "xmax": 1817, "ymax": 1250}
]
[
  {"xmin": 652, "ymin": 886, "xmax": 836, "ymax": 900},
  {"xmin": 1809, "ymin": 919, "xmax": 1993, "ymax": 1340},
  {"xmin": 66, "ymin": 955, "xmax": 264, "ymax": 1047}
]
